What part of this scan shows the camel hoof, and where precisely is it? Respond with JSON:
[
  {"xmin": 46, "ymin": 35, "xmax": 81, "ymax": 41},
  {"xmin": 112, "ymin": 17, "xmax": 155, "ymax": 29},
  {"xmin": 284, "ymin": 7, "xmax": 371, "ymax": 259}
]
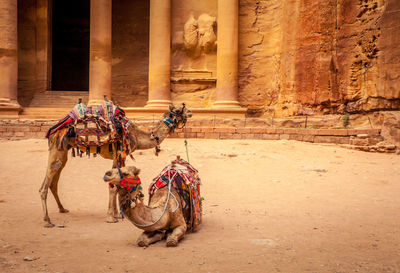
[
  {"xmin": 137, "ymin": 240, "xmax": 149, "ymax": 247},
  {"xmin": 59, "ymin": 208, "xmax": 69, "ymax": 213},
  {"xmin": 113, "ymin": 214, "xmax": 122, "ymax": 219},
  {"xmin": 44, "ymin": 222, "xmax": 55, "ymax": 228},
  {"xmin": 106, "ymin": 216, "xmax": 118, "ymax": 223},
  {"xmin": 166, "ymin": 238, "xmax": 178, "ymax": 247}
]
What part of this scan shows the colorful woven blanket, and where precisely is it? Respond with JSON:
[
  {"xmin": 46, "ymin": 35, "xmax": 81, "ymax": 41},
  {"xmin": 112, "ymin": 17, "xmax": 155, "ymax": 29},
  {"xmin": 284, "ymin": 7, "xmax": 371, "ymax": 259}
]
[
  {"xmin": 149, "ymin": 158, "xmax": 202, "ymax": 231},
  {"xmin": 46, "ymin": 100, "xmax": 126, "ymax": 138},
  {"xmin": 46, "ymin": 100, "xmax": 132, "ymax": 165}
]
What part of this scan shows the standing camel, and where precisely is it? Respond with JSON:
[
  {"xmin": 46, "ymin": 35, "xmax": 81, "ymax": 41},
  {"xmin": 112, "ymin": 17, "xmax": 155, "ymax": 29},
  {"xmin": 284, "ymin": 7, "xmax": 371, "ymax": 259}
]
[{"xmin": 39, "ymin": 104, "xmax": 192, "ymax": 227}]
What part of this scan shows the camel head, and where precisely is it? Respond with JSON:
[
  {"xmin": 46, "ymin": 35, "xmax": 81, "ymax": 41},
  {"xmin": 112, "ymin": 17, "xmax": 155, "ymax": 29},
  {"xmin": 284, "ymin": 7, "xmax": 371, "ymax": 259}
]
[
  {"xmin": 164, "ymin": 103, "xmax": 192, "ymax": 130},
  {"xmin": 104, "ymin": 166, "xmax": 144, "ymax": 211},
  {"xmin": 103, "ymin": 166, "xmax": 142, "ymax": 193}
]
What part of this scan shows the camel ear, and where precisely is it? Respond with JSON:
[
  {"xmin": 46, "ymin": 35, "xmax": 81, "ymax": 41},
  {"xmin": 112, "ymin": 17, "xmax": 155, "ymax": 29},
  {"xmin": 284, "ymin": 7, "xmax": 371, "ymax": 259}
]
[
  {"xmin": 134, "ymin": 168, "xmax": 140, "ymax": 176},
  {"xmin": 131, "ymin": 166, "xmax": 140, "ymax": 176},
  {"xmin": 169, "ymin": 105, "xmax": 174, "ymax": 111}
]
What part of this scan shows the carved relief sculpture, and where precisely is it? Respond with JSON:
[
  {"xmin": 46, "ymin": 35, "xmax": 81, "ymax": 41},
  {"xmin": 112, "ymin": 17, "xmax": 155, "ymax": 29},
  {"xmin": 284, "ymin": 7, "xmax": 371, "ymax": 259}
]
[{"xmin": 183, "ymin": 13, "xmax": 217, "ymax": 57}]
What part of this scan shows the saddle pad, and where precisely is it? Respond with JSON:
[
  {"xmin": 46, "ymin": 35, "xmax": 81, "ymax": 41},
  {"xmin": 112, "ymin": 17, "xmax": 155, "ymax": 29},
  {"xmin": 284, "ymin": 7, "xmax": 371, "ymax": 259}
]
[
  {"xmin": 75, "ymin": 128, "xmax": 117, "ymax": 147},
  {"xmin": 46, "ymin": 100, "xmax": 127, "ymax": 139},
  {"xmin": 149, "ymin": 159, "xmax": 202, "ymax": 231}
]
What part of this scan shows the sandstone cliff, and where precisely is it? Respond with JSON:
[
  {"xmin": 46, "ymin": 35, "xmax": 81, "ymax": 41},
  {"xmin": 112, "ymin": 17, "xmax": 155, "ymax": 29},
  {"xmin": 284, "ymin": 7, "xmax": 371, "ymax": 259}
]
[{"xmin": 239, "ymin": 0, "xmax": 400, "ymax": 117}]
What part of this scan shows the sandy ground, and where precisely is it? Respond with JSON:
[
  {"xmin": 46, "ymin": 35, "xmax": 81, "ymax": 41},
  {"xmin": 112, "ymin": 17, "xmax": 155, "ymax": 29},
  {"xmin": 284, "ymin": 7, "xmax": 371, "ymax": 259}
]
[{"xmin": 0, "ymin": 138, "xmax": 399, "ymax": 273}]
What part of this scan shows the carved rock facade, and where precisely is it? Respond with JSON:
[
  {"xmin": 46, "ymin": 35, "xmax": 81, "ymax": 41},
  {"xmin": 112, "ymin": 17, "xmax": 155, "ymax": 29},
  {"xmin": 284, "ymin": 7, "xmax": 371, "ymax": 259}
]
[
  {"xmin": 239, "ymin": 0, "xmax": 400, "ymax": 117},
  {"xmin": 4, "ymin": 0, "xmax": 400, "ymax": 116}
]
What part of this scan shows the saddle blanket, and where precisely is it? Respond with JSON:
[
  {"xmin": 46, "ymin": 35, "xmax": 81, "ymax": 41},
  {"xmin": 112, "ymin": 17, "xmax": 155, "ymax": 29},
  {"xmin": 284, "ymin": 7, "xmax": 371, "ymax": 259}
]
[
  {"xmin": 46, "ymin": 100, "xmax": 126, "ymax": 139},
  {"xmin": 149, "ymin": 158, "xmax": 202, "ymax": 231}
]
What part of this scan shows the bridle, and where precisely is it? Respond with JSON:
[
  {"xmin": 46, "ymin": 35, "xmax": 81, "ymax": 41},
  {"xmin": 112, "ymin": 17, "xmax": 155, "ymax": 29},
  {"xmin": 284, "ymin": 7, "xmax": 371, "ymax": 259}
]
[
  {"xmin": 150, "ymin": 103, "xmax": 192, "ymax": 156},
  {"xmin": 114, "ymin": 166, "xmax": 143, "ymax": 219},
  {"xmin": 114, "ymin": 166, "xmax": 142, "ymax": 193},
  {"xmin": 120, "ymin": 165, "xmax": 179, "ymax": 228},
  {"xmin": 163, "ymin": 103, "xmax": 190, "ymax": 131}
]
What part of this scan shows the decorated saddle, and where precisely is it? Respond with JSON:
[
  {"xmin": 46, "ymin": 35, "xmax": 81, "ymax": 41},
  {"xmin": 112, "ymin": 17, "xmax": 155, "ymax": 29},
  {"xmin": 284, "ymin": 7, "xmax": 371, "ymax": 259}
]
[
  {"xmin": 149, "ymin": 157, "xmax": 202, "ymax": 231},
  {"xmin": 46, "ymin": 98, "xmax": 133, "ymax": 165}
]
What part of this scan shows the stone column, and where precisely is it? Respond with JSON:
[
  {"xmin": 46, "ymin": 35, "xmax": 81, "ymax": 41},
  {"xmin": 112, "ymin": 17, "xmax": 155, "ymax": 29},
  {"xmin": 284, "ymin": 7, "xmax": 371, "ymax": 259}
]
[
  {"xmin": 88, "ymin": 0, "xmax": 112, "ymax": 106},
  {"xmin": 0, "ymin": 0, "xmax": 21, "ymax": 118},
  {"xmin": 213, "ymin": 0, "xmax": 240, "ymax": 108},
  {"xmin": 146, "ymin": 0, "xmax": 172, "ymax": 108}
]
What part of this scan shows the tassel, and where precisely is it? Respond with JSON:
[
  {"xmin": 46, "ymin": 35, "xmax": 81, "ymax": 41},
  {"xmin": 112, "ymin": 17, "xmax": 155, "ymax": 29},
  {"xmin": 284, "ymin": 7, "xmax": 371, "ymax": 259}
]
[
  {"xmin": 155, "ymin": 146, "xmax": 161, "ymax": 156},
  {"xmin": 72, "ymin": 148, "xmax": 76, "ymax": 157},
  {"xmin": 109, "ymin": 144, "xmax": 113, "ymax": 153},
  {"xmin": 86, "ymin": 147, "xmax": 90, "ymax": 157},
  {"xmin": 129, "ymin": 154, "xmax": 135, "ymax": 161},
  {"xmin": 76, "ymin": 147, "xmax": 79, "ymax": 156},
  {"xmin": 80, "ymin": 151, "xmax": 83, "ymax": 158},
  {"xmin": 97, "ymin": 146, "xmax": 101, "ymax": 154},
  {"xmin": 93, "ymin": 153, "xmax": 97, "ymax": 157}
]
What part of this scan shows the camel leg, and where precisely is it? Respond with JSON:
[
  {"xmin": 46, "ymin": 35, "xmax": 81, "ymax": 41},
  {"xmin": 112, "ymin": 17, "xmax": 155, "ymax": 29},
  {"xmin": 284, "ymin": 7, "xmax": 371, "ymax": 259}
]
[
  {"xmin": 39, "ymin": 177, "xmax": 54, "ymax": 228},
  {"xmin": 137, "ymin": 231, "xmax": 166, "ymax": 247},
  {"xmin": 106, "ymin": 158, "xmax": 126, "ymax": 223},
  {"xmin": 50, "ymin": 171, "xmax": 69, "ymax": 213},
  {"xmin": 39, "ymin": 147, "xmax": 68, "ymax": 228},
  {"xmin": 113, "ymin": 190, "xmax": 119, "ymax": 219},
  {"xmin": 166, "ymin": 225, "xmax": 187, "ymax": 247},
  {"xmin": 106, "ymin": 186, "xmax": 118, "ymax": 223}
]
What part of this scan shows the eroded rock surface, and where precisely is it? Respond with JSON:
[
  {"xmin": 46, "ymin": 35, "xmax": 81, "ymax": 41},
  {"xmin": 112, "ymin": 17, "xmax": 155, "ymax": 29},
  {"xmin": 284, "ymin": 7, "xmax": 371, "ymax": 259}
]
[{"xmin": 239, "ymin": 0, "xmax": 400, "ymax": 116}]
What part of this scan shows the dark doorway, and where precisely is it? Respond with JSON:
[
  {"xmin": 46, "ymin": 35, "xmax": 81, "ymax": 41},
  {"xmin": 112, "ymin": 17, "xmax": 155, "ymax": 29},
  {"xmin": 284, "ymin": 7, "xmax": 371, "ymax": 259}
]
[{"xmin": 51, "ymin": 0, "xmax": 90, "ymax": 91}]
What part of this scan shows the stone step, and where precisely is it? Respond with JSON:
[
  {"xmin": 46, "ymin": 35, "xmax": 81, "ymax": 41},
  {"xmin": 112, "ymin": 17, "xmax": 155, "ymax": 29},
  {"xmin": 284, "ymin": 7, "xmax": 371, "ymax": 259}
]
[
  {"xmin": 27, "ymin": 91, "xmax": 89, "ymax": 107},
  {"xmin": 341, "ymin": 143, "xmax": 398, "ymax": 153},
  {"xmin": 20, "ymin": 108, "xmax": 72, "ymax": 120}
]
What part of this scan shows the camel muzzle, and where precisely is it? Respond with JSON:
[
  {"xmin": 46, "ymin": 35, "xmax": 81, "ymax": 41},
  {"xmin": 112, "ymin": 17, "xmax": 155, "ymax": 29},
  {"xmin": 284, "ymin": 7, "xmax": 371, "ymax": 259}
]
[{"xmin": 103, "ymin": 175, "xmax": 111, "ymax": 182}]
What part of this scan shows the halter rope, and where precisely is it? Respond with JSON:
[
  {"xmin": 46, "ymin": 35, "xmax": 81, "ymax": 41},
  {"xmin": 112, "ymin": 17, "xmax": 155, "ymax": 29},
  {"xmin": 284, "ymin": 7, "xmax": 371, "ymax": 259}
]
[{"xmin": 118, "ymin": 165, "xmax": 179, "ymax": 228}]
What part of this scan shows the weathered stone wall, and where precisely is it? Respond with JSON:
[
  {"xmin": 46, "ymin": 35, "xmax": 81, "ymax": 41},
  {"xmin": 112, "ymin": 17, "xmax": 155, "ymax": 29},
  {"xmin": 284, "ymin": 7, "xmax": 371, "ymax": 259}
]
[
  {"xmin": 239, "ymin": 0, "xmax": 400, "ymax": 117},
  {"xmin": 0, "ymin": 119, "xmax": 386, "ymax": 149}
]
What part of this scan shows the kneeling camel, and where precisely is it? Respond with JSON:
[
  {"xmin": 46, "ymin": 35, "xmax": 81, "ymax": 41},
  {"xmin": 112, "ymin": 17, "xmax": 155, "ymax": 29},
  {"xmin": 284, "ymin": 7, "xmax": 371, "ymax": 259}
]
[{"xmin": 103, "ymin": 165, "xmax": 190, "ymax": 247}]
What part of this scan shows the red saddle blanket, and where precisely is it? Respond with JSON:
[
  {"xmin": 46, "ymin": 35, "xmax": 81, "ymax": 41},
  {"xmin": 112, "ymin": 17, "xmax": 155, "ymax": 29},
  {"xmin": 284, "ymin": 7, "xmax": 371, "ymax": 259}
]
[{"xmin": 149, "ymin": 158, "xmax": 202, "ymax": 231}]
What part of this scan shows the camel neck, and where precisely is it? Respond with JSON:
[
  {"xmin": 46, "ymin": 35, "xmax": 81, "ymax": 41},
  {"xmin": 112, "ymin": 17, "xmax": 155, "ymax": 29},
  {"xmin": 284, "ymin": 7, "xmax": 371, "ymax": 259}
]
[
  {"xmin": 128, "ymin": 120, "xmax": 172, "ymax": 150},
  {"xmin": 124, "ymin": 198, "xmax": 165, "ymax": 229},
  {"xmin": 119, "ymin": 189, "xmax": 168, "ymax": 230}
]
